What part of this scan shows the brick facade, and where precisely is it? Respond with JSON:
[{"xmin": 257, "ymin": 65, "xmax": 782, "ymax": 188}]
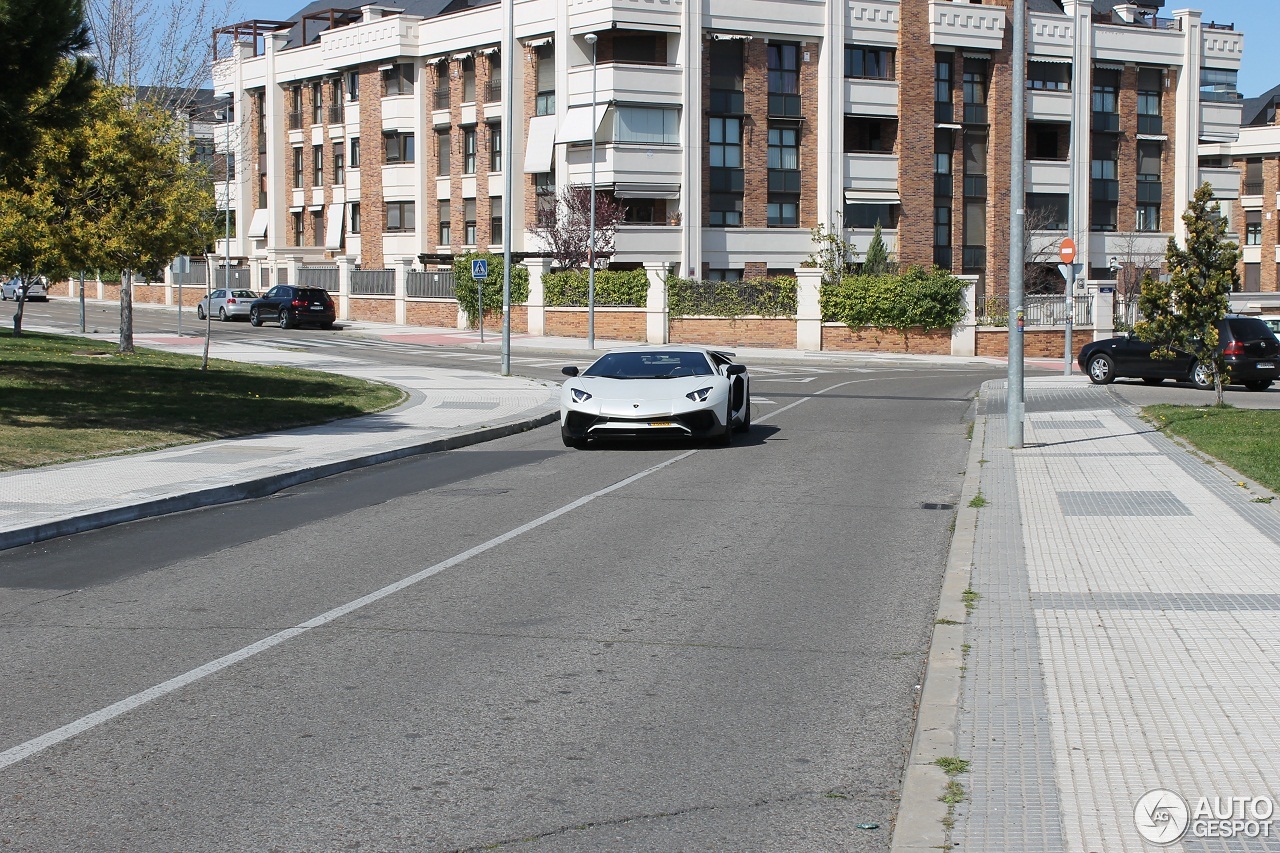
[
  {"xmin": 976, "ymin": 329, "xmax": 1090, "ymax": 360},
  {"xmin": 358, "ymin": 63, "xmax": 385, "ymax": 268},
  {"xmin": 406, "ymin": 300, "xmax": 459, "ymax": 327},
  {"xmin": 669, "ymin": 317, "xmax": 797, "ymax": 348},
  {"xmin": 822, "ymin": 324, "xmax": 952, "ymax": 355},
  {"xmin": 545, "ymin": 308, "xmax": 647, "ymax": 340},
  {"xmin": 897, "ymin": 1, "xmax": 939, "ymax": 269},
  {"xmin": 348, "ymin": 296, "xmax": 396, "ymax": 322}
]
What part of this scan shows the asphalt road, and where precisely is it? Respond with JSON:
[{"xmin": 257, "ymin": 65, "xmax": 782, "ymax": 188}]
[{"xmin": 0, "ymin": 358, "xmax": 1000, "ymax": 851}]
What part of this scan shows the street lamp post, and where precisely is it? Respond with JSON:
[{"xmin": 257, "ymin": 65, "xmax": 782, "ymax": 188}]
[{"xmin": 585, "ymin": 32, "xmax": 598, "ymax": 351}]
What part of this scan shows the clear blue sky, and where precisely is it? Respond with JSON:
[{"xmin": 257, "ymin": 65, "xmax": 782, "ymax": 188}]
[{"xmin": 233, "ymin": 0, "xmax": 1276, "ymax": 98}]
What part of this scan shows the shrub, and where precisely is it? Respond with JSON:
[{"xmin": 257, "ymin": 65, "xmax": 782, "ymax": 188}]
[
  {"xmin": 820, "ymin": 266, "xmax": 965, "ymax": 332},
  {"xmin": 543, "ymin": 268, "xmax": 649, "ymax": 307},
  {"xmin": 667, "ymin": 276, "xmax": 798, "ymax": 318},
  {"xmin": 453, "ymin": 252, "xmax": 529, "ymax": 327}
]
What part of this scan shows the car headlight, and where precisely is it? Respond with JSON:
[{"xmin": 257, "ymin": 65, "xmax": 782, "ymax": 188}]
[
  {"xmin": 686, "ymin": 387, "xmax": 714, "ymax": 402},
  {"xmin": 570, "ymin": 387, "xmax": 592, "ymax": 403}
]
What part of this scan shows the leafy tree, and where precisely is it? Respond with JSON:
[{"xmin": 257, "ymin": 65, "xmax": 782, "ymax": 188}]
[
  {"xmin": 806, "ymin": 220, "xmax": 856, "ymax": 287},
  {"xmin": 530, "ymin": 186, "xmax": 627, "ymax": 271},
  {"xmin": 0, "ymin": 0, "xmax": 96, "ymax": 184},
  {"xmin": 862, "ymin": 221, "xmax": 895, "ymax": 275},
  {"xmin": 1136, "ymin": 182, "xmax": 1239, "ymax": 404}
]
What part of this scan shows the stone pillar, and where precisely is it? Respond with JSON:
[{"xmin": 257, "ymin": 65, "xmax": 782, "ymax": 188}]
[
  {"xmin": 285, "ymin": 257, "xmax": 302, "ymax": 288},
  {"xmin": 644, "ymin": 261, "xmax": 670, "ymax": 344},
  {"xmin": 952, "ymin": 274, "xmax": 979, "ymax": 357},
  {"xmin": 163, "ymin": 265, "xmax": 175, "ymax": 305},
  {"xmin": 395, "ymin": 257, "xmax": 412, "ymax": 325},
  {"xmin": 795, "ymin": 267, "xmax": 823, "ymax": 351},
  {"xmin": 335, "ymin": 255, "xmax": 354, "ymax": 320},
  {"xmin": 1092, "ymin": 281, "xmax": 1115, "ymax": 340},
  {"xmin": 524, "ymin": 257, "xmax": 552, "ymax": 336}
]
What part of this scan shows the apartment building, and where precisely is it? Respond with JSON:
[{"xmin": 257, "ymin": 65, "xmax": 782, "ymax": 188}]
[{"xmin": 210, "ymin": 0, "xmax": 1243, "ymax": 300}]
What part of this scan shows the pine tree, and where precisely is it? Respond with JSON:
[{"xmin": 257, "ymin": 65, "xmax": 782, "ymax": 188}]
[
  {"xmin": 862, "ymin": 221, "xmax": 893, "ymax": 275},
  {"xmin": 1136, "ymin": 182, "xmax": 1239, "ymax": 405}
]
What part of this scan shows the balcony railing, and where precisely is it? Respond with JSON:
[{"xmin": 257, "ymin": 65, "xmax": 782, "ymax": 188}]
[
  {"xmin": 710, "ymin": 168, "xmax": 744, "ymax": 193},
  {"xmin": 328, "ymin": 104, "xmax": 344, "ymax": 124},
  {"xmin": 433, "ymin": 89, "xmax": 450, "ymax": 110},
  {"xmin": 963, "ymin": 103, "xmax": 987, "ymax": 125},
  {"xmin": 1092, "ymin": 178, "xmax": 1119, "ymax": 202},
  {"xmin": 1243, "ymin": 180, "xmax": 1264, "ymax": 196},
  {"xmin": 287, "ymin": 111, "xmax": 303, "ymax": 130},
  {"xmin": 1092, "ymin": 112, "xmax": 1120, "ymax": 132},
  {"xmin": 768, "ymin": 169, "xmax": 801, "ymax": 194},
  {"xmin": 1137, "ymin": 114, "xmax": 1162, "ymax": 135},
  {"xmin": 710, "ymin": 89, "xmax": 744, "ymax": 115},
  {"xmin": 408, "ymin": 270, "xmax": 456, "ymax": 298},
  {"xmin": 483, "ymin": 80, "xmax": 502, "ymax": 103},
  {"xmin": 963, "ymin": 174, "xmax": 987, "ymax": 198},
  {"xmin": 962, "ymin": 246, "xmax": 986, "ymax": 269},
  {"xmin": 350, "ymin": 269, "xmax": 395, "ymax": 296},
  {"xmin": 768, "ymin": 93, "xmax": 802, "ymax": 118},
  {"xmin": 1136, "ymin": 181, "xmax": 1162, "ymax": 204},
  {"xmin": 977, "ymin": 294, "xmax": 1093, "ymax": 326}
]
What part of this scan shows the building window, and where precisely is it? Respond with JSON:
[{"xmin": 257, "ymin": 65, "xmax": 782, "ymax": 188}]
[
  {"xmin": 1200, "ymin": 67, "xmax": 1239, "ymax": 102},
  {"xmin": 311, "ymin": 81, "xmax": 322, "ymax": 124},
  {"xmin": 610, "ymin": 106, "xmax": 678, "ymax": 144},
  {"xmin": 1137, "ymin": 204, "xmax": 1161, "ymax": 232},
  {"xmin": 709, "ymin": 117, "xmax": 742, "ymax": 169},
  {"xmin": 613, "ymin": 31, "xmax": 666, "ymax": 64},
  {"xmin": 709, "ymin": 115, "xmax": 743, "ymax": 227},
  {"xmin": 963, "ymin": 201, "xmax": 986, "ymax": 270},
  {"xmin": 1136, "ymin": 141, "xmax": 1162, "ymax": 183},
  {"xmin": 623, "ymin": 198, "xmax": 663, "ymax": 225},
  {"xmin": 384, "ymin": 63, "xmax": 414, "ymax": 96},
  {"xmin": 436, "ymin": 130, "xmax": 450, "ymax": 176},
  {"xmin": 535, "ymin": 45, "xmax": 555, "ymax": 116},
  {"xmin": 438, "ymin": 200, "xmax": 451, "ymax": 244},
  {"xmin": 534, "ymin": 170, "xmax": 555, "ymax": 227},
  {"xmin": 489, "ymin": 123, "xmax": 502, "ymax": 172},
  {"xmin": 1137, "ymin": 67, "xmax": 1163, "ymax": 134},
  {"xmin": 1246, "ymin": 210, "xmax": 1262, "ymax": 245},
  {"xmin": 962, "ymin": 58, "xmax": 987, "ymax": 124},
  {"xmin": 1030, "ymin": 124, "xmax": 1065, "ymax": 160},
  {"xmin": 347, "ymin": 70, "xmax": 359, "ymax": 101},
  {"xmin": 288, "ymin": 85, "xmax": 302, "ymax": 129},
  {"xmin": 386, "ymin": 201, "xmax": 415, "ymax": 232},
  {"xmin": 463, "ymin": 199, "xmax": 477, "ymax": 245},
  {"xmin": 384, "ymin": 131, "xmax": 415, "ymax": 164},
  {"xmin": 463, "ymin": 127, "xmax": 476, "ymax": 174},
  {"xmin": 844, "ymin": 116, "xmax": 897, "ymax": 153},
  {"xmin": 1027, "ymin": 61, "xmax": 1070, "ymax": 91},
  {"xmin": 709, "ymin": 39, "xmax": 744, "ymax": 114},
  {"xmin": 333, "ymin": 142, "xmax": 345, "ymax": 185},
  {"xmin": 706, "ymin": 269, "xmax": 742, "ymax": 282},
  {"xmin": 461, "ymin": 56, "xmax": 476, "ymax": 102},
  {"xmin": 349, "ymin": 201, "xmax": 360, "ymax": 234},
  {"xmin": 312, "ymin": 208, "xmax": 324, "ymax": 246},
  {"xmin": 767, "ymin": 42, "xmax": 800, "ymax": 117},
  {"xmin": 484, "ymin": 53, "xmax": 502, "ymax": 103},
  {"xmin": 844, "ymin": 46, "xmax": 894, "ymax": 80},
  {"xmin": 934, "ymin": 204, "xmax": 951, "ymax": 249},
  {"xmin": 709, "ymin": 194, "xmax": 742, "ymax": 228},
  {"xmin": 433, "ymin": 62, "xmax": 450, "ymax": 110},
  {"xmin": 935, "ymin": 54, "xmax": 953, "ymax": 122},
  {"xmin": 291, "ymin": 210, "xmax": 303, "ymax": 246},
  {"xmin": 292, "ymin": 146, "xmax": 303, "ymax": 188},
  {"xmin": 1244, "ymin": 263, "xmax": 1260, "ymax": 292},
  {"xmin": 963, "ymin": 133, "xmax": 987, "ymax": 198},
  {"xmin": 1092, "ymin": 68, "xmax": 1119, "ymax": 130},
  {"xmin": 490, "ymin": 196, "xmax": 502, "ymax": 244},
  {"xmin": 312, "ymin": 145, "xmax": 323, "ymax": 186},
  {"xmin": 1090, "ymin": 199, "xmax": 1117, "ymax": 232},
  {"xmin": 1026, "ymin": 193, "xmax": 1068, "ymax": 230},
  {"xmin": 844, "ymin": 203, "xmax": 899, "ymax": 229},
  {"xmin": 768, "ymin": 125, "xmax": 798, "ymax": 171},
  {"xmin": 767, "ymin": 197, "xmax": 799, "ymax": 227}
]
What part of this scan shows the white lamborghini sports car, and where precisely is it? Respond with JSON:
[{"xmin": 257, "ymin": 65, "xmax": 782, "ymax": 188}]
[{"xmin": 559, "ymin": 347, "xmax": 751, "ymax": 448}]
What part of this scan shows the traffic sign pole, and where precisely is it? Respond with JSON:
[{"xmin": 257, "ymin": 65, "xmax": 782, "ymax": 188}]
[
  {"xmin": 1059, "ymin": 239, "xmax": 1078, "ymax": 376},
  {"xmin": 472, "ymin": 258, "xmax": 489, "ymax": 344}
]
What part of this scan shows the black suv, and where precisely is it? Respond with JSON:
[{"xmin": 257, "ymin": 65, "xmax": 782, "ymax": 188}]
[
  {"xmin": 1079, "ymin": 315, "xmax": 1279, "ymax": 391},
  {"xmin": 249, "ymin": 286, "xmax": 336, "ymax": 329}
]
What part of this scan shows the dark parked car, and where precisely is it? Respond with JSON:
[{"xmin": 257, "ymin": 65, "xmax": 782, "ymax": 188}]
[
  {"xmin": 249, "ymin": 286, "xmax": 336, "ymax": 329},
  {"xmin": 1079, "ymin": 315, "xmax": 1279, "ymax": 391}
]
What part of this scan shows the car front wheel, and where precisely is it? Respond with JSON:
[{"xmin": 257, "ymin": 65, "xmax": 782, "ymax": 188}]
[
  {"xmin": 196, "ymin": 305, "xmax": 206, "ymax": 320},
  {"xmin": 1087, "ymin": 354, "xmax": 1115, "ymax": 385},
  {"xmin": 1190, "ymin": 361, "xmax": 1215, "ymax": 390},
  {"xmin": 249, "ymin": 308, "xmax": 262, "ymax": 327}
]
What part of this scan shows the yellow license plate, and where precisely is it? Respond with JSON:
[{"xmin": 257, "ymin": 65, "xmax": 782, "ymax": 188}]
[{"xmin": 649, "ymin": 421, "xmax": 673, "ymax": 427}]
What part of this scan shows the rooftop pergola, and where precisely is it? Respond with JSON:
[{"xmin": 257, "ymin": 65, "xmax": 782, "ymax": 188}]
[{"xmin": 213, "ymin": 20, "xmax": 293, "ymax": 60}]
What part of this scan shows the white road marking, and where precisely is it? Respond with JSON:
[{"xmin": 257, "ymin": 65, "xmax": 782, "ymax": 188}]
[
  {"xmin": 753, "ymin": 376, "xmax": 816, "ymax": 383},
  {"xmin": 759, "ymin": 375, "xmax": 897, "ymax": 422},
  {"xmin": 0, "ymin": 449, "xmax": 699, "ymax": 772},
  {"xmin": 751, "ymin": 398, "xmax": 778, "ymax": 405}
]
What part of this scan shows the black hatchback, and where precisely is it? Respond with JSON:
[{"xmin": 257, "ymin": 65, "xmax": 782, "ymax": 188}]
[
  {"xmin": 1079, "ymin": 315, "xmax": 1279, "ymax": 391},
  {"xmin": 249, "ymin": 286, "xmax": 336, "ymax": 329}
]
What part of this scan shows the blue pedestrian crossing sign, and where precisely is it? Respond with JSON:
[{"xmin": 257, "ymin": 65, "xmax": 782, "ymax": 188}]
[{"xmin": 471, "ymin": 258, "xmax": 489, "ymax": 280}]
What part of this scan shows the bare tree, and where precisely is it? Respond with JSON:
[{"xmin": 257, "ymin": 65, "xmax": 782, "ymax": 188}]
[
  {"xmin": 530, "ymin": 185, "xmax": 628, "ymax": 271},
  {"xmin": 86, "ymin": 0, "xmax": 237, "ymax": 112},
  {"xmin": 1109, "ymin": 231, "xmax": 1164, "ymax": 302},
  {"xmin": 1023, "ymin": 206, "xmax": 1066, "ymax": 295}
]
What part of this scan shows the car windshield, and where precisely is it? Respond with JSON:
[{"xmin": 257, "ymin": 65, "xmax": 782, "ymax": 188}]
[
  {"xmin": 583, "ymin": 351, "xmax": 714, "ymax": 379},
  {"xmin": 231, "ymin": 290, "xmax": 257, "ymax": 298}
]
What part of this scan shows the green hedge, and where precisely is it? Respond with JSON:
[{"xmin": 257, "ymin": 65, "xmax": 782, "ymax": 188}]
[
  {"xmin": 820, "ymin": 266, "xmax": 965, "ymax": 331},
  {"xmin": 453, "ymin": 252, "xmax": 529, "ymax": 327},
  {"xmin": 667, "ymin": 276, "xmax": 798, "ymax": 318},
  {"xmin": 543, "ymin": 268, "xmax": 649, "ymax": 307}
]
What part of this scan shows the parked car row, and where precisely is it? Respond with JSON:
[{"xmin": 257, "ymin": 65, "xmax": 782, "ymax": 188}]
[
  {"xmin": 1079, "ymin": 315, "xmax": 1279, "ymax": 391},
  {"xmin": 192, "ymin": 286, "xmax": 337, "ymax": 329},
  {"xmin": 1, "ymin": 275, "xmax": 49, "ymax": 301}
]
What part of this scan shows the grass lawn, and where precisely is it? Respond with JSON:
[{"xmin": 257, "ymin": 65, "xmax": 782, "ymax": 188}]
[
  {"xmin": 0, "ymin": 329, "xmax": 406, "ymax": 471},
  {"xmin": 1144, "ymin": 404, "xmax": 1280, "ymax": 494}
]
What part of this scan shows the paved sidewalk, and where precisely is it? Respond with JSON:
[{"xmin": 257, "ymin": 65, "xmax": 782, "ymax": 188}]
[
  {"xmin": 0, "ymin": 331, "xmax": 559, "ymax": 551},
  {"xmin": 899, "ymin": 376, "xmax": 1280, "ymax": 852}
]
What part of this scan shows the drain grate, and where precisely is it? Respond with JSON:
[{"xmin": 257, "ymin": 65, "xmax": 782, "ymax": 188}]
[{"xmin": 921, "ymin": 502, "xmax": 955, "ymax": 511}]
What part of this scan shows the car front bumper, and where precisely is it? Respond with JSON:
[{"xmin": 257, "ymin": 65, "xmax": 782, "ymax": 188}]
[{"xmin": 561, "ymin": 405, "xmax": 728, "ymax": 441}]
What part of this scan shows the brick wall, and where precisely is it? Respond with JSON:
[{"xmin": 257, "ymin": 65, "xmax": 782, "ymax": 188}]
[
  {"xmin": 799, "ymin": 41, "xmax": 820, "ymax": 230},
  {"xmin": 669, "ymin": 317, "xmax": 796, "ymax": 348},
  {"xmin": 359, "ymin": 63, "xmax": 385, "ymax": 268},
  {"xmin": 822, "ymin": 324, "xmax": 951, "ymax": 355},
  {"xmin": 348, "ymin": 296, "xmax": 396, "ymax": 323},
  {"xmin": 985, "ymin": 3, "xmax": 1014, "ymax": 296},
  {"xmin": 1263, "ymin": 155, "xmax": 1279, "ymax": 292},
  {"xmin": 1162, "ymin": 68, "xmax": 1178, "ymax": 237},
  {"xmin": 897, "ymin": 3, "xmax": 938, "ymax": 269},
  {"xmin": 977, "ymin": 329, "xmax": 1090, "ymax": 359},
  {"xmin": 742, "ymin": 40, "xmax": 769, "ymax": 230},
  {"xmin": 545, "ymin": 308, "xmax": 647, "ymax": 340},
  {"xmin": 1116, "ymin": 66, "xmax": 1138, "ymax": 236},
  {"xmin": 133, "ymin": 285, "xmax": 167, "ymax": 305},
  {"xmin": 406, "ymin": 300, "xmax": 459, "ymax": 327}
]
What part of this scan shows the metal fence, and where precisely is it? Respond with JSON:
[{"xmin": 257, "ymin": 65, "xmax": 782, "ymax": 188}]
[
  {"xmin": 299, "ymin": 266, "xmax": 339, "ymax": 291},
  {"xmin": 213, "ymin": 269, "xmax": 253, "ymax": 289},
  {"xmin": 976, "ymin": 294, "xmax": 1094, "ymax": 326},
  {"xmin": 1114, "ymin": 296, "xmax": 1143, "ymax": 329},
  {"xmin": 171, "ymin": 260, "xmax": 207, "ymax": 287},
  {"xmin": 407, "ymin": 270, "xmax": 456, "ymax": 298},
  {"xmin": 350, "ymin": 269, "xmax": 395, "ymax": 296}
]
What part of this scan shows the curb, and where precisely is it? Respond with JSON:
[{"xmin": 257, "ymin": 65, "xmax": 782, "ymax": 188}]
[
  {"xmin": 890, "ymin": 385, "xmax": 987, "ymax": 851},
  {"xmin": 0, "ymin": 410, "xmax": 559, "ymax": 552}
]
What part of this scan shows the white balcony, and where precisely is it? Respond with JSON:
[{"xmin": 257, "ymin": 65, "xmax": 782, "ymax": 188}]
[
  {"xmin": 567, "ymin": 0, "xmax": 682, "ymax": 34},
  {"xmin": 564, "ymin": 143, "xmax": 683, "ymax": 188},
  {"xmin": 383, "ymin": 233, "xmax": 419, "ymax": 259},
  {"xmin": 381, "ymin": 95, "xmax": 418, "ymax": 131},
  {"xmin": 1026, "ymin": 89, "xmax": 1071, "ymax": 122},
  {"xmin": 702, "ymin": 228, "xmax": 817, "ymax": 268},
  {"xmin": 929, "ymin": 0, "xmax": 1006, "ymax": 50},
  {"xmin": 1201, "ymin": 100, "xmax": 1243, "ymax": 144},
  {"xmin": 846, "ymin": 0, "xmax": 899, "ymax": 46},
  {"xmin": 844, "ymin": 152, "xmax": 898, "ymax": 194},
  {"xmin": 615, "ymin": 225, "xmax": 681, "ymax": 264},
  {"xmin": 1027, "ymin": 12, "xmax": 1073, "ymax": 57},
  {"xmin": 320, "ymin": 15, "xmax": 419, "ymax": 67},
  {"xmin": 1202, "ymin": 26, "xmax": 1243, "ymax": 71},
  {"xmin": 848, "ymin": 228, "xmax": 897, "ymax": 258},
  {"xmin": 381, "ymin": 163, "xmax": 418, "ymax": 196},
  {"xmin": 1093, "ymin": 23, "xmax": 1181, "ymax": 66},
  {"xmin": 1026, "ymin": 159, "xmax": 1069, "ymax": 194},
  {"xmin": 1200, "ymin": 166, "xmax": 1240, "ymax": 200},
  {"xmin": 567, "ymin": 63, "xmax": 684, "ymax": 107},
  {"xmin": 845, "ymin": 79, "xmax": 898, "ymax": 118},
  {"xmin": 703, "ymin": 0, "xmax": 825, "ymax": 38}
]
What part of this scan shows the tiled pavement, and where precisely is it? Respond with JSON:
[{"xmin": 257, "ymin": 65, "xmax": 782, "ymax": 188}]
[{"xmin": 951, "ymin": 377, "xmax": 1280, "ymax": 852}]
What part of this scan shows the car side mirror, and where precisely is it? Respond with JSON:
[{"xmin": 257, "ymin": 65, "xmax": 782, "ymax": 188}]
[
  {"xmin": 725, "ymin": 364, "xmax": 746, "ymax": 375},
  {"xmin": 561, "ymin": 366, "xmax": 579, "ymax": 377}
]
